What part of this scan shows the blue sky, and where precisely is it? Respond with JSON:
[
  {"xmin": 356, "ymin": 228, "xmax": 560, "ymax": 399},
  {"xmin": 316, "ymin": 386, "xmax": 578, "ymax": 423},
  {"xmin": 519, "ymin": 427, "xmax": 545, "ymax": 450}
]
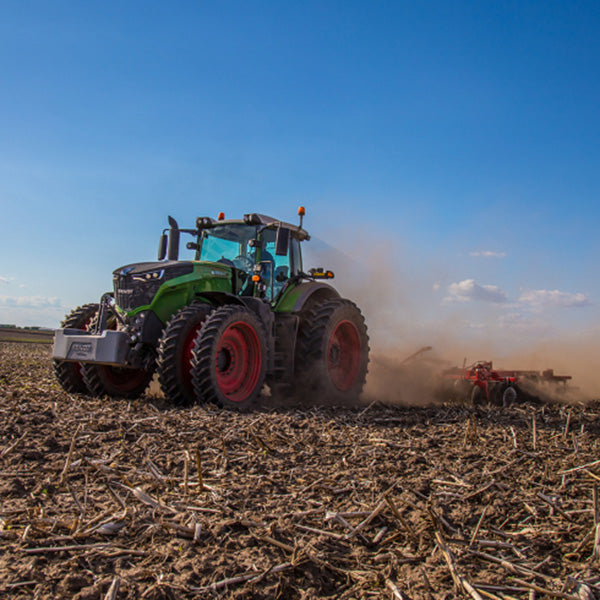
[{"xmin": 1, "ymin": 1, "xmax": 599, "ymax": 363}]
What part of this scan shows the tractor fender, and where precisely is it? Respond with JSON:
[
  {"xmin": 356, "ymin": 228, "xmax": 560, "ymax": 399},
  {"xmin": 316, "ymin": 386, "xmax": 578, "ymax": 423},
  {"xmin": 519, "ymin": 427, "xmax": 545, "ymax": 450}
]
[
  {"xmin": 196, "ymin": 291, "xmax": 275, "ymax": 372},
  {"xmin": 196, "ymin": 291, "xmax": 245, "ymax": 307},
  {"xmin": 196, "ymin": 291, "xmax": 270, "ymax": 328},
  {"xmin": 285, "ymin": 281, "xmax": 340, "ymax": 314}
]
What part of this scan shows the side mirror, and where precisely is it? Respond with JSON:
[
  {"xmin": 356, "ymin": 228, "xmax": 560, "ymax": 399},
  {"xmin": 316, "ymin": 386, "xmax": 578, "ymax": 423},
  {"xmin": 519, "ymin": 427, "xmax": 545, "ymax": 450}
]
[
  {"xmin": 158, "ymin": 233, "xmax": 167, "ymax": 260},
  {"xmin": 275, "ymin": 226, "xmax": 290, "ymax": 256}
]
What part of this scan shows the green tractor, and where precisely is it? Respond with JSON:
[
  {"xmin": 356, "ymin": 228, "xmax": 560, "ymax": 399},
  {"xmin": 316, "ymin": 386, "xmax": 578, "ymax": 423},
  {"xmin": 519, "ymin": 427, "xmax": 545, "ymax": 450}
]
[{"xmin": 53, "ymin": 208, "xmax": 369, "ymax": 410}]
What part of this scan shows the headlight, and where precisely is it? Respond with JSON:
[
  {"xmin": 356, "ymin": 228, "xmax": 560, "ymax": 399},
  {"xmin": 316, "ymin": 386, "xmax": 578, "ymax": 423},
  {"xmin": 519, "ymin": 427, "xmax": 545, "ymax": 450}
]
[
  {"xmin": 133, "ymin": 311, "xmax": 148, "ymax": 326},
  {"xmin": 132, "ymin": 270, "xmax": 164, "ymax": 282}
]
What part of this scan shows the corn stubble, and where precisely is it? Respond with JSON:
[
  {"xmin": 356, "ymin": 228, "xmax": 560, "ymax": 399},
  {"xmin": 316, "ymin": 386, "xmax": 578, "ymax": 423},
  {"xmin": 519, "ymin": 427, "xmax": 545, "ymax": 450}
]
[{"xmin": 1, "ymin": 342, "xmax": 600, "ymax": 599}]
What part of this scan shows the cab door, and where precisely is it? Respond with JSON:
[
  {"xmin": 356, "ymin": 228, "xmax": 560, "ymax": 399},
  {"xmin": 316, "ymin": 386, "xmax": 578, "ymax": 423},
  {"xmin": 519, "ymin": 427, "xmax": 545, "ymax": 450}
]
[{"xmin": 260, "ymin": 229, "xmax": 298, "ymax": 301}]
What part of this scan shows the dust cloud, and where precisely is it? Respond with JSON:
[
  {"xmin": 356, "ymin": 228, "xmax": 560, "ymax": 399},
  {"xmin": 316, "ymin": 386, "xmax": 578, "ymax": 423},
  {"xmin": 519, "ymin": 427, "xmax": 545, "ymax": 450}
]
[
  {"xmin": 490, "ymin": 339, "xmax": 599, "ymax": 404},
  {"xmin": 304, "ymin": 228, "xmax": 600, "ymax": 405}
]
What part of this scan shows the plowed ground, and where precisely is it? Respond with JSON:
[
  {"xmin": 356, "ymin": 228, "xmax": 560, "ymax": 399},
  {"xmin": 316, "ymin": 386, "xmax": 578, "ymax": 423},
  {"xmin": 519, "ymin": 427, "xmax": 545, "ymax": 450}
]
[{"xmin": 1, "ymin": 342, "xmax": 599, "ymax": 599}]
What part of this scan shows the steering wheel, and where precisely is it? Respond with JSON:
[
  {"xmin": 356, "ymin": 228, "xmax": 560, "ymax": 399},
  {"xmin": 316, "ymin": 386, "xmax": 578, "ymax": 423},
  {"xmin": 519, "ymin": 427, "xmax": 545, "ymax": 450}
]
[
  {"xmin": 232, "ymin": 255, "xmax": 253, "ymax": 271},
  {"xmin": 217, "ymin": 257, "xmax": 235, "ymax": 267}
]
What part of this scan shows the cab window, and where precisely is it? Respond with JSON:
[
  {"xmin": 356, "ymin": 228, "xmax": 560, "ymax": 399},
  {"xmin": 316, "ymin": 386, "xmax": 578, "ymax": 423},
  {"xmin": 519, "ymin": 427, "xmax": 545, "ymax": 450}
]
[
  {"xmin": 260, "ymin": 228, "xmax": 296, "ymax": 300},
  {"xmin": 290, "ymin": 237, "xmax": 302, "ymax": 276}
]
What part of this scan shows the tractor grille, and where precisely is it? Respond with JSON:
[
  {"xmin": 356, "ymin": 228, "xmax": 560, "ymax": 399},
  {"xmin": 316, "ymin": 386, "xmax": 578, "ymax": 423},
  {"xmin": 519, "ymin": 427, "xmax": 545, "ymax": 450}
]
[
  {"xmin": 113, "ymin": 261, "xmax": 194, "ymax": 311},
  {"xmin": 114, "ymin": 278, "xmax": 163, "ymax": 311}
]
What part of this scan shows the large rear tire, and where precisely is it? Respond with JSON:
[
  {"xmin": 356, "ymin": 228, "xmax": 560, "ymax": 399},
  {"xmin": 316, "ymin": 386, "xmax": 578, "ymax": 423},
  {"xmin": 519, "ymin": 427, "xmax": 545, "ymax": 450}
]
[
  {"xmin": 156, "ymin": 303, "xmax": 213, "ymax": 404},
  {"xmin": 53, "ymin": 303, "xmax": 99, "ymax": 394},
  {"xmin": 296, "ymin": 299, "xmax": 369, "ymax": 403},
  {"xmin": 192, "ymin": 305, "xmax": 267, "ymax": 411}
]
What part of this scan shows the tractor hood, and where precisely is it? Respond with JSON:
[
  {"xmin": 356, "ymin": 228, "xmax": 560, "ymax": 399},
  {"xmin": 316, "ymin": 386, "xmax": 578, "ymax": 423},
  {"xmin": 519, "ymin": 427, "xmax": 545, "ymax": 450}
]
[
  {"xmin": 113, "ymin": 261, "xmax": 195, "ymax": 311},
  {"xmin": 114, "ymin": 260, "xmax": 194, "ymax": 278}
]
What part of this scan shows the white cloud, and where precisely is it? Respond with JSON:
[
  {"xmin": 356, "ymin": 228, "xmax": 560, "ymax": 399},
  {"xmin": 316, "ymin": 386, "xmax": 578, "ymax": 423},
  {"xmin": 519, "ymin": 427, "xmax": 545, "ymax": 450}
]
[
  {"xmin": 0, "ymin": 295, "xmax": 63, "ymax": 309},
  {"xmin": 432, "ymin": 282, "xmax": 441, "ymax": 291},
  {"xmin": 518, "ymin": 289, "xmax": 590, "ymax": 308},
  {"xmin": 443, "ymin": 278, "xmax": 508, "ymax": 304},
  {"xmin": 0, "ymin": 276, "xmax": 13, "ymax": 284},
  {"xmin": 469, "ymin": 250, "xmax": 506, "ymax": 258}
]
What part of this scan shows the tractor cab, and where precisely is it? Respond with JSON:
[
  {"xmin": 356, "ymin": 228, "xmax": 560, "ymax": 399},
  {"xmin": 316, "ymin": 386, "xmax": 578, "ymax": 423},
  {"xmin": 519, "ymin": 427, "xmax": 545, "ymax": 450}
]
[{"xmin": 160, "ymin": 210, "xmax": 309, "ymax": 302}]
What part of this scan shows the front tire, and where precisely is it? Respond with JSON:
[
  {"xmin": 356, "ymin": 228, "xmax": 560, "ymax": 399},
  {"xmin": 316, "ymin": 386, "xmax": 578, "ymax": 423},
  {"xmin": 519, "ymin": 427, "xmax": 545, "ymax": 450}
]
[
  {"xmin": 82, "ymin": 313, "xmax": 155, "ymax": 399},
  {"xmin": 53, "ymin": 303, "xmax": 99, "ymax": 394},
  {"xmin": 296, "ymin": 299, "xmax": 369, "ymax": 403},
  {"xmin": 156, "ymin": 303, "xmax": 213, "ymax": 404},
  {"xmin": 192, "ymin": 305, "xmax": 267, "ymax": 411},
  {"xmin": 82, "ymin": 363, "xmax": 155, "ymax": 399}
]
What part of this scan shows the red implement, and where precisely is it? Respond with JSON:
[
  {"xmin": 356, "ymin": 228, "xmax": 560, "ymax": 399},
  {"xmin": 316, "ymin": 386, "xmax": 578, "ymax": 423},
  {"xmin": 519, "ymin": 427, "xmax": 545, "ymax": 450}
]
[{"xmin": 441, "ymin": 360, "xmax": 571, "ymax": 404}]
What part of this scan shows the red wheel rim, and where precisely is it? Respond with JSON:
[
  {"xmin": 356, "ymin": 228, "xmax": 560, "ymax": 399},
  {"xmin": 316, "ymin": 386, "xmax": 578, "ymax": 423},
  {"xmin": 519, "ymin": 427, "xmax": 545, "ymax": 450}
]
[
  {"xmin": 181, "ymin": 324, "xmax": 203, "ymax": 393},
  {"xmin": 215, "ymin": 321, "xmax": 262, "ymax": 402},
  {"xmin": 328, "ymin": 320, "xmax": 361, "ymax": 391}
]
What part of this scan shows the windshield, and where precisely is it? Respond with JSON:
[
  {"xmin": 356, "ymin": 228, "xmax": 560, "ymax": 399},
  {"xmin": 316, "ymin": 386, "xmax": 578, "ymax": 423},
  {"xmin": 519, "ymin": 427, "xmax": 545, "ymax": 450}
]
[{"xmin": 198, "ymin": 224, "xmax": 258, "ymax": 271}]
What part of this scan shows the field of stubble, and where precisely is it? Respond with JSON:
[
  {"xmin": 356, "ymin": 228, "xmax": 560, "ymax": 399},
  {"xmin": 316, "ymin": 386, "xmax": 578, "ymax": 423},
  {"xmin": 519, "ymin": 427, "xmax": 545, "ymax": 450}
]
[{"xmin": 1, "ymin": 342, "xmax": 599, "ymax": 600}]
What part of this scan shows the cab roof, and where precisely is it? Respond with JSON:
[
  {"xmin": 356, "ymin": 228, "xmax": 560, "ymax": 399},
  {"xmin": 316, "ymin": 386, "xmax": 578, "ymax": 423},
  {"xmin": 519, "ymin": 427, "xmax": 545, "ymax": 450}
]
[{"xmin": 211, "ymin": 213, "xmax": 310, "ymax": 241}]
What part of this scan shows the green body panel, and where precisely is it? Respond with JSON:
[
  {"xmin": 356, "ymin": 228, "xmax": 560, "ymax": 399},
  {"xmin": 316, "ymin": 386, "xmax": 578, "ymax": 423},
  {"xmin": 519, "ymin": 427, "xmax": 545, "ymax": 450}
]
[
  {"xmin": 118, "ymin": 261, "xmax": 233, "ymax": 324},
  {"xmin": 274, "ymin": 284, "xmax": 304, "ymax": 313},
  {"xmin": 274, "ymin": 281, "xmax": 338, "ymax": 313}
]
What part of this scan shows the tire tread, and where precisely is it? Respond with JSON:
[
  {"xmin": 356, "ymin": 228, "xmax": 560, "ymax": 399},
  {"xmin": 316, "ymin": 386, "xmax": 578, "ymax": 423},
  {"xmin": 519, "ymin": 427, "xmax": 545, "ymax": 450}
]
[
  {"xmin": 156, "ymin": 302, "xmax": 213, "ymax": 404},
  {"xmin": 53, "ymin": 303, "xmax": 99, "ymax": 394},
  {"xmin": 192, "ymin": 305, "xmax": 267, "ymax": 410},
  {"xmin": 295, "ymin": 298, "xmax": 369, "ymax": 400}
]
